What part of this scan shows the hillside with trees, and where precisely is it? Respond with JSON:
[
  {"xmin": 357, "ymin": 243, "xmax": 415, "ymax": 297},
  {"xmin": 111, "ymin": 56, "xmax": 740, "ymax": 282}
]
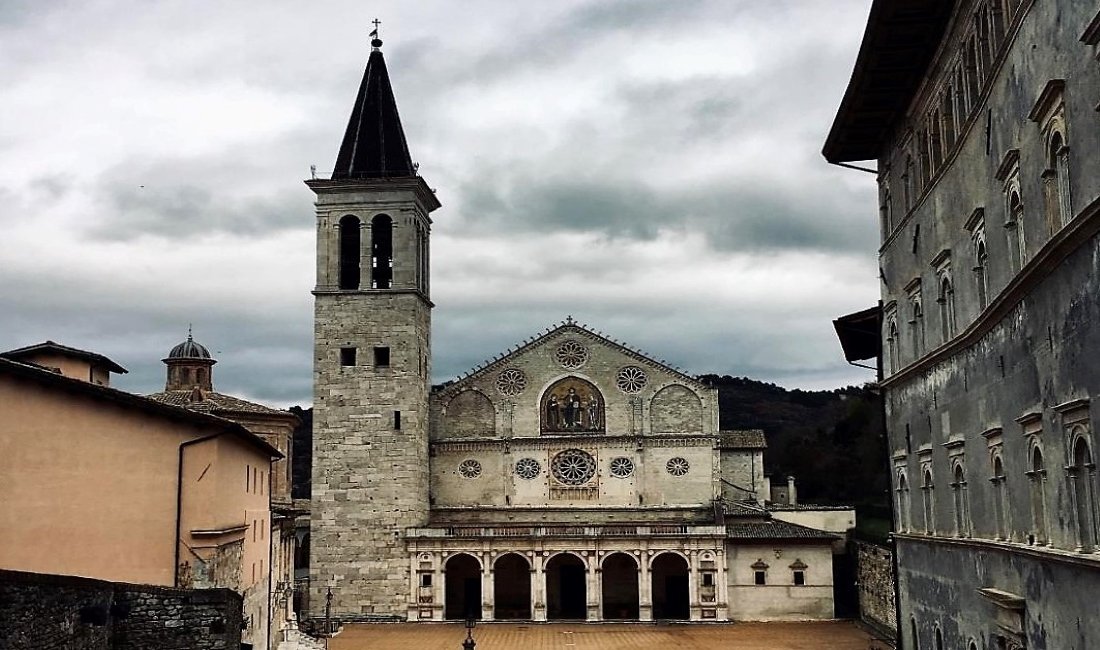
[{"xmin": 701, "ymin": 375, "xmax": 889, "ymax": 517}]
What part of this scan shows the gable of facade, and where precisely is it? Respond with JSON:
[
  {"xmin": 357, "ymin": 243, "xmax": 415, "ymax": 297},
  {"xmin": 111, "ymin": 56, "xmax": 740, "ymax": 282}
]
[{"xmin": 428, "ymin": 322, "xmax": 721, "ymax": 512}]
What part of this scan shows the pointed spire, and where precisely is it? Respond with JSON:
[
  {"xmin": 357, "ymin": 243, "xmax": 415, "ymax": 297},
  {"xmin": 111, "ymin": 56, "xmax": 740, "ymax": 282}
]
[{"xmin": 332, "ymin": 23, "xmax": 416, "ymax": 180}]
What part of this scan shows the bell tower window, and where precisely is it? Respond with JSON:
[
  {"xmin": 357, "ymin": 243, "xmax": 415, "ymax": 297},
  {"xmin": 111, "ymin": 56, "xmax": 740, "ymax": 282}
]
[
  {"xmin": 338, "ymin": 215, "xmax": 361, "ymax": 290},
  {"xmin": 371, "ymin": 214, "xmax": 393, "ymax": 289}
]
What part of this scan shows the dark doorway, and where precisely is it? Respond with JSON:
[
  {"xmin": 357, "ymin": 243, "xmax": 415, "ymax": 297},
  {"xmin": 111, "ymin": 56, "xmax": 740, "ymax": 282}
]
[
  {"xmin": 493, "ymin": 553, "xmax": 532, "ymax": 619},
  {"xmin": 546, "ymin": 553, "xmax": 587, "ymax": 620},
  {"xmin": 444, "ymin": 553, "xmax": 481, "ymax": 620},
  {"xmin": 651, "ymin": 553, "xmax": 689, "ymax": 620},
  {"xmin": 601, "ymin": 553, "xmax": 639, "ymax": 620}
]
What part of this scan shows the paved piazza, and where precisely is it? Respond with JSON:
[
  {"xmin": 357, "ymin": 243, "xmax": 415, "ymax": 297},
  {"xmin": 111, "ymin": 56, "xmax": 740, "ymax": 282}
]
[{"xmin": 329, "ymin": 621, "xmax": 879, "ymax": 649}]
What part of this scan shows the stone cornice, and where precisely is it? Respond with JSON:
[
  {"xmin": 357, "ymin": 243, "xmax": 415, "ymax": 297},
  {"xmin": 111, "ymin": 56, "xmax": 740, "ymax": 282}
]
[
  {"xmin": 894, "ymin": 533, "xmax": 1100, "ymax": 570},
  {"xmin": 305, "ymin": 175, "xmax": 441, "ymax": 213}
]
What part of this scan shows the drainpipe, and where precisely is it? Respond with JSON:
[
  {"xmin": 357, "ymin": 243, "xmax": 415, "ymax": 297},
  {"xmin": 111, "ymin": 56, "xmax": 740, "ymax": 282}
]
[
  {"xmin": 175, "ymin": 432, "xmax": 225, "ymax": 588},
  {"xmin": 267, "ymin": 458, "xmax": 276, "ymax": 650}
]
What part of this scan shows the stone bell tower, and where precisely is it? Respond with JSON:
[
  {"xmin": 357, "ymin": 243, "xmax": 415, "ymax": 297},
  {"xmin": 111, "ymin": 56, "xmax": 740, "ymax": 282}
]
[{"xmin": 306, "ymin": 31, "xmax": 440, "ymax": 620}]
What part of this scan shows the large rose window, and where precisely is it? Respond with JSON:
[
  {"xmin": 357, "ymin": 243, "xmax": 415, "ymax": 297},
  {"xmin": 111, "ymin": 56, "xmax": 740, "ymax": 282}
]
[{"xmin": 551, "ymin": 449, "xmax": 596, "ymax": 486}]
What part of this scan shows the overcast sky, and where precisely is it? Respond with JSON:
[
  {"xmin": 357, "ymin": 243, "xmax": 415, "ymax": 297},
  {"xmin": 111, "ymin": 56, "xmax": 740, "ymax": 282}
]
[{"xmin": 0, "ymin": 0, "xmax": 879, "ymax": 408}]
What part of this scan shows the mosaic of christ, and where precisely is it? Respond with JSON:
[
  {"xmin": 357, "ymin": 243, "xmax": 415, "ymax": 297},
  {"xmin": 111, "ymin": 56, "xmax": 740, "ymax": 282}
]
[{"xmin": 541, "ymin": 377, "xmax": 604, "ymax": 433}]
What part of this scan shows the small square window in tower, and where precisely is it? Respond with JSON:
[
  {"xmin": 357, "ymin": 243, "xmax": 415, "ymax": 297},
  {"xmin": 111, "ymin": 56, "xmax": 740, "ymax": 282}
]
[
  {"xmin": 374, "ymin": 346, "xmax": 390, "ymax": 367},
  {"xmin": 794, "ymin": 571, "xmax": 806, "ymax": 586},
  {"xmin": 340, "ymin": 347, "xmax": 357, "ymax": 367},
  {"xmin": 754, "ymin": 571, "xmax": 766, "ymax": 586}
]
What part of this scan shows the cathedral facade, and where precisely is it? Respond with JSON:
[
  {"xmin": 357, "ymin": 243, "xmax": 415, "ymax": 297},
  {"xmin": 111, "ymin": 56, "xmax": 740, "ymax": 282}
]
[{"xmin": 308, "ymin": 35, "xmax": 847, "ymax": 624}]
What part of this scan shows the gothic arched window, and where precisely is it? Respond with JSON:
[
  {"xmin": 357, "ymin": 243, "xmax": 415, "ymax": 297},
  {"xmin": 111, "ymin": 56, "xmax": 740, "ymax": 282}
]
[
  {"xmin": 1044, "ymin": 131, "xmax": 1071, "ymax": 234},
  {"xmin": 371, "ymin": 214, "xmax": 393, "ymax": 289},
  {"xmin": 1071, "ymin": 435, "xmax": 1098, "ymax": 552},
  {"xmin": 897, "ymin": 471, "xmax": 912, "ymax": 533},
  {"xmin": 992, "ymin": 455, "xmax": 1008, "ymax": 540},
  {"xmin": 922, "ymin": 469, "xmax": 935, "ymax": 535},
  {"xmin": 1007, "ymin": 190, "xmax": 1025, "ymax": 271},
  {"xmin": 1029, "ymin": 446, "xmax": 1048, "ymax": 545},
  {"xmin": 952, "ymin": 463, "xmax": 970, "ymax": 538},
  {"xmin": 338, "ymin": 215, "xmax": 361, "ymax": 290},
  {"xmin": 938, "ymin": 277, "xmax": 956, "ymax": 341},
  {"xmin": 974, "ymin": 238, "xmax": 989, "ymax": 310}
]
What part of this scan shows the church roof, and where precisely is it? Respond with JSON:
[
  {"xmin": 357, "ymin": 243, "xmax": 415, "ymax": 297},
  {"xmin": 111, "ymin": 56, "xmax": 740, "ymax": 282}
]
[
  {"xmin": 2, "ymin": 340, "xmax": 128, "ymax": 375},
  {"xmin": 147, "ymin": 389, "xmax": 290, "ymax": 417},
  {"xmin": 441, "ymin": 317, "xmax": 709, "ymax": 394},
  {"xmin": 726, "ymin": 519, "xmax": 838, "ymax": 541},
  {"xmin": 717, "ymin": 430, "xmax": 767, "ymax": 449},
  {"xmin": 720, "ymin": 500, "xmax": 769, "ymax": 517},
  {"xmin": 332, "ymin": 41, "xmax": 415, "ymax": 180}
]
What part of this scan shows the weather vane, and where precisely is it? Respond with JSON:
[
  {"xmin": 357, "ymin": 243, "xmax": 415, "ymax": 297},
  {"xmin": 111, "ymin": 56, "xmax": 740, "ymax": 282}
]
[{"xmin": 370, "ymin": 18, "xmax": 382, "ymax": 50}]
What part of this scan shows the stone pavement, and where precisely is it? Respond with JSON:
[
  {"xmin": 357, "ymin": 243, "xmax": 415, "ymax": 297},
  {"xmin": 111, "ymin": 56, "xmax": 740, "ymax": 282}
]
[{"xmin": 329, "ymin": 621, "xmax": 880, "ymax": 649}]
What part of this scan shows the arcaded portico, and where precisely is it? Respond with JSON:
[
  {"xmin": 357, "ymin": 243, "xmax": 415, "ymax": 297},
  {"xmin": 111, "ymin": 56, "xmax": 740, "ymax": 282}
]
[{"xmin": 406, "ymin": 526, "xmax": 728, "ymax": 622}]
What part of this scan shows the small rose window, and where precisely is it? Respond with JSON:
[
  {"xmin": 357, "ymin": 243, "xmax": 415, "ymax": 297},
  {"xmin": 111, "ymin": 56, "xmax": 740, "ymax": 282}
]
[
  {"xmin": 666, "ymin": 457, "xmax": 690, "ymax": 477},
  {"xmin": 459, "ymin": 459, "xmax": 482, "ymax": 479}
]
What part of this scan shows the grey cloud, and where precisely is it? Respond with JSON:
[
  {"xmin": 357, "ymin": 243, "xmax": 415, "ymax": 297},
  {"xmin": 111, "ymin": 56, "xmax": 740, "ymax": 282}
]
[
  {"xmin": 558, "ymin": 0, "xmax": 709, "ymax": 37},
  {"xmin": 2, "ymin": 268, "xmax": 312, "ymax": 407},
  {"xmin": 458, "ymin": 176, "xmax": 875, "ymax": 254},
  {"xmin": 87, "ymin": 142, "xmax": 322, "ymax": 240}
]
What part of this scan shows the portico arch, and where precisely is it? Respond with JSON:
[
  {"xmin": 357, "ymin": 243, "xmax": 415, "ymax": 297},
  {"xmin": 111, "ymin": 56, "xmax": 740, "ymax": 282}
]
[
  {"xmin": 493, "ymin": 553, "xmax": 531, "ymax": 620},
  {"xmin": 600, "ymin": 552, "xmax": 639, "ymax": 620},
  {"xmin": 546, "ymin": 552, "xmax": 587, "ymax": 620},
  {"xmin": 651, "ymin": 552, "xmax": 689, "ymax": 620},
  {"xmin": 444, "ymin": 553, "xmax": 482, "ymax": 620}
]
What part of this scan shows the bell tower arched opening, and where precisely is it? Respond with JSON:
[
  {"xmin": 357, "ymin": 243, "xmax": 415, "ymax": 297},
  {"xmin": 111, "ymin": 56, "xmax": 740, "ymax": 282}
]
[
  {"xmin": 338, "ymin": 215, "xmax": 361, "ymax": 290},
  {"xmin": 371, "ymin": 214, "xmax": 393, "ymax": 289}
]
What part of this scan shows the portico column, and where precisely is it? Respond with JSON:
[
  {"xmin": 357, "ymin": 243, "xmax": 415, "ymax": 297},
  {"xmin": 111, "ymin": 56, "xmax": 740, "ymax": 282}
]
[
  {"xmin": 435, "ymin": 563, "xmax": 445, "ymax": 621},
  {"xmin": 716, "ymin": 549, "xmax": 729, "ymax": 620},
  {"xmin": 687, "ymin": 553, "xmax": 700, "ymax": 621},
  {"xmin": 533, "ymin": 553, "xmax": 547, "ymax": 621},
  {"xmin": 588, "ymin": 555, "xmax": 599, "ymax": 621},
  {"xmin": 639, "ymin": 550, "xmax": 653, "ymax": 621},
  {"xmin": 482, "ymin": 553, "xmax": 494, "ymax": 620}
]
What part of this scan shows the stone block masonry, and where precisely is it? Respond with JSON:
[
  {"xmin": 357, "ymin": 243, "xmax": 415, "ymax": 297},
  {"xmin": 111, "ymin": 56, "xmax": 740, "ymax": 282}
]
[
  {"xmin": 310, "ymin": 291, "xmax": 431, "ymax": 619},
  {"xmin": 0, "ymin": 569, "xmax": 243, "ymax": 650},
  {"xmin": 854, "ymin": 541, "xmax": 896, "ymax": 640}
]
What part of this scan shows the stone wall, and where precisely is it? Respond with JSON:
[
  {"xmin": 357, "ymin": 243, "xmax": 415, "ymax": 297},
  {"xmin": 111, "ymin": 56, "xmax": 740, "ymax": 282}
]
[
  {"xmin": 854, "ymin": 541, "xmax": 896, "ymax": 639},
  {"xmin": 0, "ymin": 569, "xmax": 243, "ymax": 650}
]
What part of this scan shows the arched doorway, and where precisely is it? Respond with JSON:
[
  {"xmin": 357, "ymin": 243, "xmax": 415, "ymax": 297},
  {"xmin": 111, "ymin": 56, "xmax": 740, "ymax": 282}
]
[
  {"xmin": 493, "ymin": 553, "xmax": 531, "ymax": 619},
  {"xmin": 546, "ymin": 553, "xmax": 587, "ymax": 620},
  {"xmin": 651, "ymin": 553, "xmax": 689, "ymax": 620},
  {"xmin": 444, "ymin": 553, "xmax": 481, "ymax": 620},
  {"xmin": 601, "ymin": 553, "xmax": 639, "ymax": 620}
]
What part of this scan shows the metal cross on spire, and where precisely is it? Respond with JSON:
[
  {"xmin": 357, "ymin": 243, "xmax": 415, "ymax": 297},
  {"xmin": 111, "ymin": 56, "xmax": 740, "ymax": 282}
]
[{"xmin": 370, "ymin": 18, "xmax": 383, "ymax": 50}]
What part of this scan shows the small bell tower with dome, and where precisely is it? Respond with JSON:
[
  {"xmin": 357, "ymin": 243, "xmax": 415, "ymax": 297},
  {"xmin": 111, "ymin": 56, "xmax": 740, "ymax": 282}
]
[
  {"xmin": 163, "ymin": 330, "xmax": 215, "ymax": 392},
  {"xmin": 306, "ymin": 24, "xmax": 440, "ymax": 619}
]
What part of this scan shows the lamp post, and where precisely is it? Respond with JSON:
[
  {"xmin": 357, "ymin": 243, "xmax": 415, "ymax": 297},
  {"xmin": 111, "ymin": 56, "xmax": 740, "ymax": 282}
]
[{"xmin": 462, "ymin": 616, "xmax": 477, "ymax": 650}]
